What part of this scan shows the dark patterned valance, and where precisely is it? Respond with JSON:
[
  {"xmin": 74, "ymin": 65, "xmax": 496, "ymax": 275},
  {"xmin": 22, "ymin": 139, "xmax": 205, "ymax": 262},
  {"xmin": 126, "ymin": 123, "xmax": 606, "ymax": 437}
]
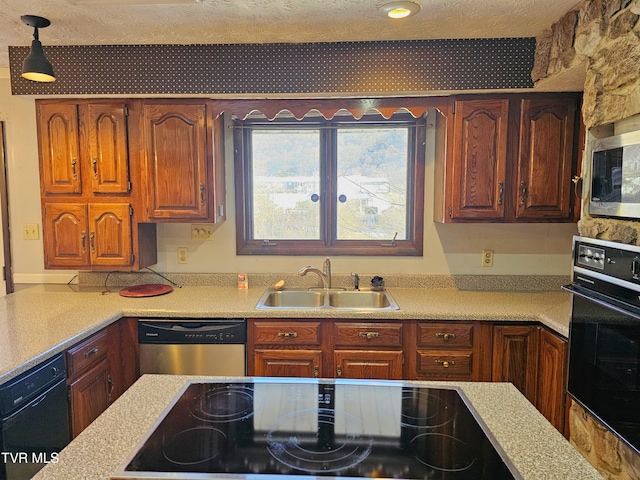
[{"xmin": 9, "ymin": 38, "xmax": 535, "ymax": 96}]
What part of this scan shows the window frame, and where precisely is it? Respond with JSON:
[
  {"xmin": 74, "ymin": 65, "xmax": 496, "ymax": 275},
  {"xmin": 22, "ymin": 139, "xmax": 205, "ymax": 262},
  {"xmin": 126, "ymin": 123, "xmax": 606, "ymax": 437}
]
[{"xmin": 234, "ymin": 111, "xmax": 425, "ymax": 256}]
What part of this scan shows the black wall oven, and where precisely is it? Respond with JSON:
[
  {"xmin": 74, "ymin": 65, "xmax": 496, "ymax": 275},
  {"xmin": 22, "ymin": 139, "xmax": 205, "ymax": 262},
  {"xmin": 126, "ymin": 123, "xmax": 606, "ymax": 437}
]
[{"xmin": 563, "ymin": 236, "xmax": 640, "ymax": 454}]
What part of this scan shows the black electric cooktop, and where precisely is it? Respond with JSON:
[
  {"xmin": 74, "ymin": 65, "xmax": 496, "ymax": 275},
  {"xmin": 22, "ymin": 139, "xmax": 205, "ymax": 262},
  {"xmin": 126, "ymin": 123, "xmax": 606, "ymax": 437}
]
[{"xmin": 115, "ymin": 379, "xmax": 520, "ymax": 480}]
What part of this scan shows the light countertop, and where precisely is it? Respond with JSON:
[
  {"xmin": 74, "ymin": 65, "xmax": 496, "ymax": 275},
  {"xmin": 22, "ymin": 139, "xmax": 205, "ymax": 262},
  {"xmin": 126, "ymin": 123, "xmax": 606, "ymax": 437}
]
[
  {"xmin": 0, "ymin": 284, "xmax": 571, "ymax": 384},
  {"xmin": 31, "ymin": 375, "xmax": 602, "ymax": 480}
]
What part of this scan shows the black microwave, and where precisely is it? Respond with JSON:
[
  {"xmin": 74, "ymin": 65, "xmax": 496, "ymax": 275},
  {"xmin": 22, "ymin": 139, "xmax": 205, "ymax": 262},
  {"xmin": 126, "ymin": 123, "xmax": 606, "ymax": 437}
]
[{"xmin": 590, "ymin": 130, "xmax": 640, "ymax": 218}]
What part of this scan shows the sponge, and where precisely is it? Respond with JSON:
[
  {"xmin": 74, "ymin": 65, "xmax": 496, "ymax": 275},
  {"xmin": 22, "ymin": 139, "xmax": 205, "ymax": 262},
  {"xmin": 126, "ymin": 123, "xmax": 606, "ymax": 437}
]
[{"xmin": 274, "ymin": 280, "xmax": 285, "ymax": 291}]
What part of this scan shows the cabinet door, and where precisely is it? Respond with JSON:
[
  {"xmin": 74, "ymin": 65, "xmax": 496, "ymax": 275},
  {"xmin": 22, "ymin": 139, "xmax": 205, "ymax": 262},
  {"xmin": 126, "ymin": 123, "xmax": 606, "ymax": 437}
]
[
  {"xmin": 86, "ymin": 103, "xmax": 130, "ymax": 194},
  {"xmin": 492, "ymin": 325, "xmax": 540, "ymax": 404},
  {"xmin": 143, "ymin": 102, "xmax": 210, "ymax": 220},
  {"xmin": 253, "ymin": 349, "xmax": 322, "ymax": 378},
  {"xmin": 88, "ymin": 203, "xmax": 133, "ymax": 267},
  {"xmin": 537, "ymin": 329, "xmax": 567, "ymax": 432},
  {"xmin": 516, "ymin": 97, "xmax": 576, "ymax": 219},
  {"xmin": 334, "ymin": 350, "xmax": 403, "ymax": 380},
  {"xmin": 68, "ymin": 358, "xmax": 112, "ymax": 438},
  {"xmin": 451, "ymin": 100, "xmax": 509, "ymax": 219},
  {"xmin": 43, "ymin": 203, "xmax": 89, "ymax": 268},
  {"xmin": 37, "ymin": 103, "xmax": 81, "ymax": 194}
]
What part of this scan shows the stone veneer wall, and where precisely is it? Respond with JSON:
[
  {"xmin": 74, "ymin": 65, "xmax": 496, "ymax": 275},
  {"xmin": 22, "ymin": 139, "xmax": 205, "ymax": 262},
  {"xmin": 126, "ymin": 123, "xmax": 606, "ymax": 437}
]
[
  {"xmin": 569, "ymin": 399, "xmax": 640, "ymax": 479},
  {"xmin": 534, "ymin": 1, "xmax": 640, "ymax": 478}
]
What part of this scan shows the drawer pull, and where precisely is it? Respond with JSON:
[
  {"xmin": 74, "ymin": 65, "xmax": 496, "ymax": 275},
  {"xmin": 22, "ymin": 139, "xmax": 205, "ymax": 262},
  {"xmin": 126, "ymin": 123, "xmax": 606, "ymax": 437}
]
[
  {"xmin": 107, "ymin": 374, "xmax": 114, "ymax": 401},
  {"xmin": 84, "ymin": 346, "xmax": 99, "ymax": 358},
  {"xmin": 358, "ymin": 331, "xmax": 380, "ymax": 339},
  {"xmin": 435, "ymin": 360, "xmax": 455, "ymax": 368},
  {"xmin": 278, "ymin": 332, "xmax": 298, "ymax": 338},
  {"xmin": 336, "ymin": 365, "xmax": 343, "ymax": 377},
  {"xmin": 435, "ymin": 332, "xmax": 456, "ymax": 341},
  {"xmin": 313, "ymin": 366, "xmax": 319, "ymax": 378}
]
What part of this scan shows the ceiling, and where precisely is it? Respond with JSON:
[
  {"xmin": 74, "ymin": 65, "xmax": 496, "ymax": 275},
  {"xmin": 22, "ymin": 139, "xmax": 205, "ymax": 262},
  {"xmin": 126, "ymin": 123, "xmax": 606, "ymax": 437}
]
[{"xmin": 1, "ymin": 0, "xmax": 581, "ymax": 71}]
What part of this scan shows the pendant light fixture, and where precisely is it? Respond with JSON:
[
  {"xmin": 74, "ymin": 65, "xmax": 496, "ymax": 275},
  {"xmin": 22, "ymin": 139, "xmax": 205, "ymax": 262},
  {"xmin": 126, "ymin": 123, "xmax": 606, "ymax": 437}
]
[{"xmin": 20, "ymin": 15, "xmax": 56, "ymax": 83}]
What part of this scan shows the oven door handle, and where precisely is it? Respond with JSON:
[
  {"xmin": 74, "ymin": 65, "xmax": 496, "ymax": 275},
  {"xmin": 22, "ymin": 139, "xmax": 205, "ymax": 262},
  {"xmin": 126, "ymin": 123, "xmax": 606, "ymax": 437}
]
[{"xmin": 562, "ymin": 283, "xmax": 640, "ymax": 321}]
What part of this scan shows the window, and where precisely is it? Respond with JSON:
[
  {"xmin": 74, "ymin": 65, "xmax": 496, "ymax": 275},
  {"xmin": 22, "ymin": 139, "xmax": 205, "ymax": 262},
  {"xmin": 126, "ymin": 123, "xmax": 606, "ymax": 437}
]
[{"xmin": 234, "ymin": 110, "xmax": 425, "ymax": 256}]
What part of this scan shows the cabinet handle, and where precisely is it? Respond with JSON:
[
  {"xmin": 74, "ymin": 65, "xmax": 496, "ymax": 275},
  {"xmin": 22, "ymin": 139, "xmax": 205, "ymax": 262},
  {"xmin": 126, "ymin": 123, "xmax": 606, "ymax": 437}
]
[
  {"xmin": 90, "ymin": 231, "xmax": 95, "ymax": 253},
  {"xmin": 80, "ymin": 231, "xmax": 86, "ymax": 254},
  {"xmin": 71, "ymin": 158, "xmax": 77, "ymax": 180},
  {"xmin": 107, "ymin": 374, "xmax": 114, "ymax": 402},
  {"xmin": 520, "ymin": 181, "xmax": 528, "ymax": 205},
  {"xmin": 358, "ymin": 331, "xmax": 380, "ymax": 339},
  {"xmin": 278, "ymin": 332, "xmax": 298, "ymax": 338},
  {"xmin": 435, "ymin": 360, "xmax": 455, "ymax": 368},
  {"xmin": 92, "ymin": 158, "xmax": 98, "ymax": 179},
  {"xmin": 435, "ymin": 332, "xmax": 456, "ymax": 340},
  {"xmin": 200, "ymin": 183, "xmax": 205, "ymax": 205},
  {"xmin": 336, "ymin": 365, "xmax": 343, "ymax": 377},
  {"xmin": 498, "ymin": 181, "xmax": 504, "ymax": 206},
  {"xmin": 84, "ymin": 346, "xmax": 99, "ymax": 358},
  {"xmin": 313, "ymin": 366, "xmax": 319, "ymax": 378}
]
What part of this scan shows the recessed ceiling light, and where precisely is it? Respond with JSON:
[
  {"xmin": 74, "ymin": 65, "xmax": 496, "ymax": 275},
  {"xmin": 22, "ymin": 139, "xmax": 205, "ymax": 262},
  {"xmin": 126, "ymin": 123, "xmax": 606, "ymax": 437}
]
[{"xmin": 378, "ymin": 1, "xmax": 422, "ymax": 19}]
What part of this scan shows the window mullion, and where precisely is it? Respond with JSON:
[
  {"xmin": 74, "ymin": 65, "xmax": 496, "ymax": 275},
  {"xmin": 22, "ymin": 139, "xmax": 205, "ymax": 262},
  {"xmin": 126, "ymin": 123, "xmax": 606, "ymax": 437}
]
[{"xmin": 325, "ymin": 123, "xmax": 338, "ymax": 247}]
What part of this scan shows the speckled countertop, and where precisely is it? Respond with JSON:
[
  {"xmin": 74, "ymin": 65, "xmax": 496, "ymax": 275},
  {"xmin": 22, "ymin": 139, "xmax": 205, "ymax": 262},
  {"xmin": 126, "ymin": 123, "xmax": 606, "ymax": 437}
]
[
  {"xmin": 31, "ymin": 375, "xmax": 602, "ymax": 480},
  {"xmin": 0, "ymin": 283, "xmax": 572, "ymax": 384}
]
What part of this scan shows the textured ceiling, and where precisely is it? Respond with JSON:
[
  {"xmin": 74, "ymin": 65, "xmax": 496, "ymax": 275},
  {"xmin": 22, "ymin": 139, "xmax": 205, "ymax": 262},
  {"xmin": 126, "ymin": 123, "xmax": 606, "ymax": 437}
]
[{"xmin": 0, "ymin": 0, "xmax": 580, "ymax": 70}]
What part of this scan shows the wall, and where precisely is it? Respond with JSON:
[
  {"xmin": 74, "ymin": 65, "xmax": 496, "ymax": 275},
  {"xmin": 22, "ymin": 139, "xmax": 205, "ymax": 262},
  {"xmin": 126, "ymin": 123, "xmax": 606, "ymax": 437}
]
[{"xmin": 0, "ymin": 68, "xmax": 577, "ymax": 284}]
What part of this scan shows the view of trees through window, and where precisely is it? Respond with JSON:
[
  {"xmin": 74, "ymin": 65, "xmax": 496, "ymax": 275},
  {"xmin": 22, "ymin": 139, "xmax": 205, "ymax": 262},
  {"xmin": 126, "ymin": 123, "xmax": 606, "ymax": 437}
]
[{"xmin": 250, "ymin": 124, "xmax": 409, "ymax": 241}]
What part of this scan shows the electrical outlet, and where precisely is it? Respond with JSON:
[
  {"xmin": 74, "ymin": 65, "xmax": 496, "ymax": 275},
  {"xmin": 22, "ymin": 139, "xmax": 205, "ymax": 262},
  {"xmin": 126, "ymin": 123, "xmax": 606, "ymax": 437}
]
[
  {"xmin": 23, "ymin": 223, "xmax": 39, "ymax": 240},
  {"xmin": 482, "ymin": 249, "xmax": 494, "ymax": 267},
  {"xmin": 191, "ymin": 224, "xmax": 214, "ymax": 241},
  {"xmin": 177, "ymin": 247, "xmax": 188, "ymax": 264}
]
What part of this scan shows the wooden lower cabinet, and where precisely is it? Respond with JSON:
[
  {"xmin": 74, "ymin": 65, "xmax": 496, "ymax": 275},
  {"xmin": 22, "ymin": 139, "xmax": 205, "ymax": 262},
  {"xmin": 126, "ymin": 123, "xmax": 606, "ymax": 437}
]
[
  {"xmin": 334, "ymin": 350, "xmax": 402, "ymax": 379},
  {"xmin": 407, "ymin": 321, "xmax": 492, "ymax": 381},
  {"xmin": 492, "ymin": 324, "xmax": 568, "ymax": 432},
  {"xmin": 66, "ymin": 318, "xmax": 139, "ymax": 438},
  {"xmin": 253, "ymin": 349, "xmax": 322, "ymax": 378},
  {"xmin": 68, "ymin": 357, "xmax": 111, "ymax": 438}
]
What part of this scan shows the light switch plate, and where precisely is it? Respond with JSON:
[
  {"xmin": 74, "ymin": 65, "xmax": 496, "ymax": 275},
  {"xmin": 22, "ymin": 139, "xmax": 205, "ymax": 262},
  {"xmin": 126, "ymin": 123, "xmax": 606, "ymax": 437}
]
[
  {"xmin": 23, "ymin": 223, "xmax": 39, "ymax": 240},
  {"xmin": 191, "ymin": 224, "xmax": 214, "ymax": 241}
]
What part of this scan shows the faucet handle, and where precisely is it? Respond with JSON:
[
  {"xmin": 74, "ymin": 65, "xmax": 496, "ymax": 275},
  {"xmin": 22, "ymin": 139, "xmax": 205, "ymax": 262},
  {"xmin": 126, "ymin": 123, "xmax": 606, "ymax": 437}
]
[{"xmin": 351, "ymin": 272, "xmax": 360, "ymax": 290}]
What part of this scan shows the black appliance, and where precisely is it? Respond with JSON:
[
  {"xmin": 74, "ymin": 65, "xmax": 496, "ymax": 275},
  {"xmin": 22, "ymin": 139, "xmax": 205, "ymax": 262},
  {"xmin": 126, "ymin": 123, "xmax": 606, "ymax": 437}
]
[
  {"xmin": 138, "ymin": 319, "xmax": 246, "ymax": 376},
  {"xmin": 115, "ymin": 378, "xmax": 520, "ymax": 479},
  {"xmin": 563, "ymin": 235, "xmax": 640, "ymax": 454},
  {"xmin": 0, "ymin": 353, "xmax": 70, "ymax": 480}
]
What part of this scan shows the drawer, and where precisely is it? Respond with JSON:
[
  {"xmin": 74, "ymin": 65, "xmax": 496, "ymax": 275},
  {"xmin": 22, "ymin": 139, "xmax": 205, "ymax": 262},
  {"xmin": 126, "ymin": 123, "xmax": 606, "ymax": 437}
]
[
  {"xmin": 416, "ymin": 351, "xmax": 473, "ymax": 377},
  {"xmin": 334, "ymin": 322, "xmax": 402, "ymax": 347},
  {"xmin": 253, "ymin": 322, "xmax": 322, "ymax": 346},
  {"xmin": 66, "ymin": 329, "xmax": 109, "ymax": 378},
  {"xmin": 417, "ymin": 323, "xmax": 473, "ymax": 348}
]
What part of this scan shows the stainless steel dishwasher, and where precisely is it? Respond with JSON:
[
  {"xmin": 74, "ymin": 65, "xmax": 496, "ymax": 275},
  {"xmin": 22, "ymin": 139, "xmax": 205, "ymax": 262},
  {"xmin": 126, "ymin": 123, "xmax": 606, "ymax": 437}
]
[{"xmin": 138, "ymin": 319, "xmax": 246, "ymax": 376}]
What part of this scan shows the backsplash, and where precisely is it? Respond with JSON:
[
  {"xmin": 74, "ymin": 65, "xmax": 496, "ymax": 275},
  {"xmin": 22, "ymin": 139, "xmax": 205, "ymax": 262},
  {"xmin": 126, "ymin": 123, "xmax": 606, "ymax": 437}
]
[{"xmin": 77, "ymin": 271, "xmax": 568, "ymax": 292}]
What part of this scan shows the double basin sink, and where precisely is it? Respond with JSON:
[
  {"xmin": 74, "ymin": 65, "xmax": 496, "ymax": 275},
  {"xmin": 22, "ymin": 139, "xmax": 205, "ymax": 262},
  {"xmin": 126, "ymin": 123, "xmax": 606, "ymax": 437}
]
[{"xmin": 256, "ymin": 288, "xmax": 399, "ymax": 311}]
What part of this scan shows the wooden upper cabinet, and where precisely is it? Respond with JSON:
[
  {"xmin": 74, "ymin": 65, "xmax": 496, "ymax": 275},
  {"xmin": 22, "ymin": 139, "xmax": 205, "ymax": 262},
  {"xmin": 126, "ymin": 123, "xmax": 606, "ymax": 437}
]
[
  {"xmin": 85, "ymin": 103, "xmax": 130, "ymax": 194},
  {"xmin": 516, "ymin": 97, "xmax": 576, "ymax": 220},
  {"xmin": 38, "ymin": 103, "xmax": 81, "ymax": 195},
  {"xmin": 451, "ymin": 99, "xmax": 509, "ymax": 220},
  {"xmin": 43, "ymin": 203, "xmax": 89, "ymax": 267},
  {"xmin": 436, "ymin": 94, "xmax": 581, "ymax": 223},
  {"xmin": 88, "ymin": 203, "xmax": 133, "ymax": 267},
  {"xmin": 142, "ymin": 101, "xmax": 211, "ymax": 221},
  {"xmin": 43, "ymin": 202, "xmax": 133, "ymax": 269}
]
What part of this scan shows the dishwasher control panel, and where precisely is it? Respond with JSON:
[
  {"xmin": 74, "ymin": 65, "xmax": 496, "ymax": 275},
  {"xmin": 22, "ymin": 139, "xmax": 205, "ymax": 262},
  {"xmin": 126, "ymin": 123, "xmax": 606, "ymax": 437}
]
[{"xmin": 138, "ymin": 319, "xmax": 246, "ymax": 344}]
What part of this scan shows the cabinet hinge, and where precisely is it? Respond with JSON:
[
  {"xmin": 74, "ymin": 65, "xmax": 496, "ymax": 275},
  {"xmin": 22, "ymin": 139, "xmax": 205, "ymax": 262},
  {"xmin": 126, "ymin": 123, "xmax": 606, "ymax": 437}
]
[
  {"xmin": 129, "ymin": 205, "xmax": 133, "ymax": 216},
  {"xmin": 131, "ymin": 254, "xmax": 135, "ymax": 264},
  {"xmin": 448, "ymin": 206, "xmax": 452, "ymax": 217},
  {"xmin": 127, "ymin": 181, "xmax": 132, "ymax": 193},
  {"xmin": 569, "ymin": 205, "xmax": 574, "ymax": 216},
  {"xmin": 124, "ymin": 105, "xmax": 129, "ymax": 117},
  {"xmin": 402, "ymin": 354, "xmax": 405, "ymax": 365},
  {"xmin": 452, "ymin": 103, "xmax": 456, "ymax": 114},
  {"xmin": 67, "ymin": 388, "xmax": 71, "ymax": 401}
]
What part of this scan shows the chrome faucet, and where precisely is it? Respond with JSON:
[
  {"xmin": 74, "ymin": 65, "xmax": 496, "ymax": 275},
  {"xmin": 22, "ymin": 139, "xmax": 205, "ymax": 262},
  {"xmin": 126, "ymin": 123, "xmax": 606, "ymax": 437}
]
[
  {"xmin": 298, "ymin": 257, "xmax": 332, "ymax": 289},
  {"xmin": 351, "ymin": 272, "xmax": 360, "ymax": 291}
]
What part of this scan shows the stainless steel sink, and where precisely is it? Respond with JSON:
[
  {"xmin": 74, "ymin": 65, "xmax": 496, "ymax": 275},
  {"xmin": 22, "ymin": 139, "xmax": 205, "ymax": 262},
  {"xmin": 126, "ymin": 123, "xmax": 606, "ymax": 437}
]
[
  {"xmin": 327, "ymin": 290, "xmax": 395, "ymax": 309},
  {"xmin": 257, "ymin": 289, "xmax": 325, "ymax": 308},
  {"xmin": 256, "ymin": 288, "xmax": 399, "ymax": 310}
]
